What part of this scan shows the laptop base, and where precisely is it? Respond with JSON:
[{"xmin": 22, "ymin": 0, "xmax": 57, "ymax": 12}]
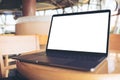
[{"xmin": 13, "ymin": 52, "xmax": 106, "ymax": 71}]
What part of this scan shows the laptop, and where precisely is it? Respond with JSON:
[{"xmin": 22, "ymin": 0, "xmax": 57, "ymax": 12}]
[{"xmin": 13, "ymin": 10, "xmax": 111, "ymax": 71}]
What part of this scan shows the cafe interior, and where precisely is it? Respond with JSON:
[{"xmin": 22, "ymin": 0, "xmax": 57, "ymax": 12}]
[{"xmin": 0, "ymin": 0, "xmax": 120, "ymax": 80}]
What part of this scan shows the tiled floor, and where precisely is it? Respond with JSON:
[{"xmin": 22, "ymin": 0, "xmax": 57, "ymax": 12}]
[
  {"xmin": 0, "ymin": 77, "xmax": 17, "ymax": 80},
  {"xmin": 0, "ymin": 69, "xmax": 28, "ymax": 80}
]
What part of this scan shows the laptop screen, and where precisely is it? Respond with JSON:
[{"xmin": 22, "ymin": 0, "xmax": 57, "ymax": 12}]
[{"xmin": 47, "ymin": 10, "xmax": 110, "ymax": 54}]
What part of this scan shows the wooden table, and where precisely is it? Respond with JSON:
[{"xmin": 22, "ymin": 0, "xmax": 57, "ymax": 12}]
[{"xmin": 16, "ymin": 53, "xmax": 120, "ymax": 80}]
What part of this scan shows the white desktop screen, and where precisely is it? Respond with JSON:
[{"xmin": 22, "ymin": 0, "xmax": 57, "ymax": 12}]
[{"xmin": 47, "ymin": 11, "xmax": 110, "ymax": 53}]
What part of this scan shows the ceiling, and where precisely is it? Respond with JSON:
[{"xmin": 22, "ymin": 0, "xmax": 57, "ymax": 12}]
[
  {"xmin": 0, "ymin": 0, "xmax": 89, "ymax": 13},
  {"xmin": 0, "ymin": 0, "xmax": 22, "ymax": 10}
]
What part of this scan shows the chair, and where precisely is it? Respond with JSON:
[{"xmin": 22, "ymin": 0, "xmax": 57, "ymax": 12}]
[
  {"xmin": 0, "ymin": 35, "xmax": 40, "ymax": 78},
  {"xmin": 109, "ymin": 34, "xmax": 120, "ymax": 63},
  {"xmin": 37, "ymin": 34, "xmax": 48, "ymax": 51}
]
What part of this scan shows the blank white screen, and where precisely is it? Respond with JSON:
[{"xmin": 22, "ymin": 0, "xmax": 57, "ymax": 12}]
[{"xmin": 48, "ymin": 12, "xmax": 109, "ymax": 53}]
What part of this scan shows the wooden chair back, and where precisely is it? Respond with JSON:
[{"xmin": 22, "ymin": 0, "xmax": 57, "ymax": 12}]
[
  {"xmin": 109, "ymin": 34, "xmax": 120, "ymax": 53},
  {"xmin": 0, "ymin": 35, "xmax": 40, "ymax": 78}
]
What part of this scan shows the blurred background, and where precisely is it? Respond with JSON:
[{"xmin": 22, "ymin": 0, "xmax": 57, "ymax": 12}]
[{"xmin": 0, "ymin": 0, "xmax": 120, "ymax": 34}]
